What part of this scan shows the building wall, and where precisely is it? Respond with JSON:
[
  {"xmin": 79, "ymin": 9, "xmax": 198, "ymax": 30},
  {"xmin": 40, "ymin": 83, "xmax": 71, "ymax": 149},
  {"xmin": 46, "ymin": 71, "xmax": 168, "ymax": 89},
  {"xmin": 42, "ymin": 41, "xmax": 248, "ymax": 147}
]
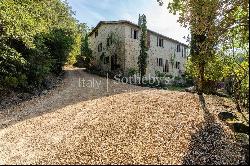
[
  {"xmin": 89, "ymin": 24, "xmax": 126, "ymax": 72},
  {"xmin": 89, "ymin": 22, "xmax": 188, "ymax": 77},
  {"xmin": 124, "ymin": 24, "xmax": 188, "ymax": 77},
  {"xmin": 123, "ymin": 24, "xmax": 141, "ymax": 73}
]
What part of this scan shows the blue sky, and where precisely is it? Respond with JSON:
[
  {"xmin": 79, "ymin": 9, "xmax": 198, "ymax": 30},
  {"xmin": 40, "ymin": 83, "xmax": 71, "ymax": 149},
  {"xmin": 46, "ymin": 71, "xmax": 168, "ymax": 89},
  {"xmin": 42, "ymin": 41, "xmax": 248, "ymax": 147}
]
[{"xmin": 67, "ymin": 0, "xmax": 189, "ymax": 43}]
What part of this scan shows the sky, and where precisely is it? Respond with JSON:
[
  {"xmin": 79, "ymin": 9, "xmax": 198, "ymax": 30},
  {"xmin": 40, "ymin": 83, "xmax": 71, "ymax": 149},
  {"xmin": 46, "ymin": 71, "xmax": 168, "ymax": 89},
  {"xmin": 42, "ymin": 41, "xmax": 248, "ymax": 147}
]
[{"xmin": 67, "ymin": 0, "xmax": 190, "ymax": 44}]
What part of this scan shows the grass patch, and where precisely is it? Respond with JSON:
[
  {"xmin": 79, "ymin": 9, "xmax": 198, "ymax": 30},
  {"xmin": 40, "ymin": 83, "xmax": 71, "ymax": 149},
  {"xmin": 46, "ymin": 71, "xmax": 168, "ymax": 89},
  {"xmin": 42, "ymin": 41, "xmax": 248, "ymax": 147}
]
[{"xmin": 163, "ymin": 85, "xmax": 186, "ymax": 92}]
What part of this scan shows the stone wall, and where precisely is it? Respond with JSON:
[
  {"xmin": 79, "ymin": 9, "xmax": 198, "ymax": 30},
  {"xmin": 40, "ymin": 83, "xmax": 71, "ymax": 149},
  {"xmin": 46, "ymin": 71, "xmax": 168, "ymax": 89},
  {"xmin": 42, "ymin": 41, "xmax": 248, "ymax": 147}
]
[
  {"xmin": 124, "ymin": 24, "xmax": 188, "ymax": 77},
  {"xmin": 89, "ymin": 24, "xmax": 126, "ymax": 73},
  {"xmin": 89, "ymin": 22, "xmax": 188, "ymax": 77}
]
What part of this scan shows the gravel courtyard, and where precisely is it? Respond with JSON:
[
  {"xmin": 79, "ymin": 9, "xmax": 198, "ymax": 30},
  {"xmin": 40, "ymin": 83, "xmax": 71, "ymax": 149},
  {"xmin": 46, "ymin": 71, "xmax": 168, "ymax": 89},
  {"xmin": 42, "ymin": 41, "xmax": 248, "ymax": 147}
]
[{"xmin": 0, "ymin": 67, "xmax": 246, "ymax": 164}]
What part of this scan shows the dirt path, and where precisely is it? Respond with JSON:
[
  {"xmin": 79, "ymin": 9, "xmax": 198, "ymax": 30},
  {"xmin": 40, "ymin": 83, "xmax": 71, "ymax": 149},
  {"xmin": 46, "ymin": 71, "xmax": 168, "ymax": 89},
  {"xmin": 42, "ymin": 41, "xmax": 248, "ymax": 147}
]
[
  {"xmin": 0, "ymin": 67, "xmax": 146, "ymax": 128},
  {"xmin": 0, "ymin": 67, "xmax": 246, "ymax": 164}
]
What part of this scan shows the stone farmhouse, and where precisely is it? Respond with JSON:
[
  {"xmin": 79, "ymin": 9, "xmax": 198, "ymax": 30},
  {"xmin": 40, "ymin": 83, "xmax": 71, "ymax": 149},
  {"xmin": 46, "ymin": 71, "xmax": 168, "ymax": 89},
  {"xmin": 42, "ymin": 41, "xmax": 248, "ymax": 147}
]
[{"xmin": 89, "ymin": 20, "xmax": 189, "ymax": 77}]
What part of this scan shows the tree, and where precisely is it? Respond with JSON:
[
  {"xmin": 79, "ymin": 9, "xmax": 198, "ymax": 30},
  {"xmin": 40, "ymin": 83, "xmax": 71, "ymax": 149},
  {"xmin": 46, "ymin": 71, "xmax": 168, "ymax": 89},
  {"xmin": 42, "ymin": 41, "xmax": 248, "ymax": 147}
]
[
  {"xmin": 0, "ymin": 0, "xmax": 82, "ymax": 90},
  {"xmin": 45, "ymin": 28, "xmax": 75, "ymax": 74},
  {"xmin": 220, "ymin": 22, "xmax": 249, "ymax": 112},
  {"xmin": 137, "ymin": 14, "xmax": 148, "ymax": 83},
  {"xmin": 157, "ymin": 0, "xmax": 249, "ymax": 105},
  {"xmin": 76, "ymin": 33, "xmax": 93, "ymax": 68},
  {"xmin": 67, "ymin": 23, "xmax": 89, "ymax": 65},
  {"xmin": 168, "ymin": 0, "xmax": 220, "ymax": 95}
]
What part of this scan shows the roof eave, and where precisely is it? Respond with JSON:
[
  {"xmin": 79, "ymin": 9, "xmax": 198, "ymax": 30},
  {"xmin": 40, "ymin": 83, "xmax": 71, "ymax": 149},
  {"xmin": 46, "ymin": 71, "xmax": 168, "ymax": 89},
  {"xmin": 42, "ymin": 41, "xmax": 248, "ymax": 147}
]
[{"xmin": 88, "ymin": 20, "xmax": 189, "ymax": 47}]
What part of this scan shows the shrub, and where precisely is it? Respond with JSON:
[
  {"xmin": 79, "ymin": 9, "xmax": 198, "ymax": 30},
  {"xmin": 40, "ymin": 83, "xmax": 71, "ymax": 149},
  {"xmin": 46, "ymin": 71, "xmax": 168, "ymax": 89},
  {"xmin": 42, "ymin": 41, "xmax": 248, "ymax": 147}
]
[
  {"xmin": 128, "ymin": 68, "xmax": 137, "ymax": 76},
  {"xmin": 75, "ymin": 34, "xmax": 93, "ymax": 68},
  {"xmin": 155, "ymin": 70, "xmax": 166, "ymax": 78},
  {"xmin": 44, "ymin": 28, "xmax": 75, "ymax": 74},
  {"xmin": 24, "ymin": 33, "xmax": 52, "ymax": 86},
  {"xmin": 0, "ymin": 43, "xmax": 27, "ymax": 89},
  {"xmin": 67, "ymin": 35, "xmax": 81, "ymax": 65},
  {"xmin": 165, "ymin": 74, "xmax": 173, "ymax": 79},
  {"xmin": 174, "ymin": 76, "xmax": 181, "ymax": 81},
  {"xmin": 0, "ymin": 0, "xmax": 82, "ymax": 91}
]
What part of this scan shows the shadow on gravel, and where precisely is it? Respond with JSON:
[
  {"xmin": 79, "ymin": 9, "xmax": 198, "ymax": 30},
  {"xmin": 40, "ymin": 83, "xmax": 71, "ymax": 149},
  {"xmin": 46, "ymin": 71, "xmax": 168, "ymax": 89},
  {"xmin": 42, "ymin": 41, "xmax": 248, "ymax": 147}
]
[
  {"xmin": 182, "ymin": 95, "xmax": 247, "ymax": 165},
  {"xmin": 0, "ymin": 68, "xmax": 146, "ymax": 130},
  {"xmin": 0, "ymin": 72, "xmax": 65, "ymax": 111}
]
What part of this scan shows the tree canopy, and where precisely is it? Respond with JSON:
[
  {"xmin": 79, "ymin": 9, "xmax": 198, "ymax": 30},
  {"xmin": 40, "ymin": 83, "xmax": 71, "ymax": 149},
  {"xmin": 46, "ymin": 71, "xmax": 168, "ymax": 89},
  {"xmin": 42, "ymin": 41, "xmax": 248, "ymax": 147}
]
[
  {"xmin": 0, "ymin": 0, "xmax": 88, "ymax": 90},
  {"xmin": 158, "ymin": 0, "xmax": 249, "ymax": 110}
]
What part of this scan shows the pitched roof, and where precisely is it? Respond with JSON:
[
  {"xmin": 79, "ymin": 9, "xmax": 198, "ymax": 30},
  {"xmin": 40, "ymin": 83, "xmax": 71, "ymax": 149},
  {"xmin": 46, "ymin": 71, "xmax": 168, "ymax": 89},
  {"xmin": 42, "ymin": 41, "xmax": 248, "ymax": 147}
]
[{"xmin": 89, "ymin": 20, "xmax": 188, "ymax": 47}]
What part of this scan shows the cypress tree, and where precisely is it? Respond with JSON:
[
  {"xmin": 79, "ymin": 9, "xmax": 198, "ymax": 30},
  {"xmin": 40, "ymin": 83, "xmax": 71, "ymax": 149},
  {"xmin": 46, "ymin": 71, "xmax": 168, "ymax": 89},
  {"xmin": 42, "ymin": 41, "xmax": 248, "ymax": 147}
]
[{"xmin": 137, "ymin": 14, "xmax": 148, "ymax": 84}]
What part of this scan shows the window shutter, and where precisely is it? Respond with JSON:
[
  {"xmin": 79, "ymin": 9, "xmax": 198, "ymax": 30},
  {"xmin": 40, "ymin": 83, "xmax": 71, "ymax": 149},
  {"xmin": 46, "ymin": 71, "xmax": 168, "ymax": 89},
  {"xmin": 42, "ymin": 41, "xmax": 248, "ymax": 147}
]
[
  {"xmin": 157, "ymin": 37, "xmax": 159, "ymax": 46},
  {"xmin": 131, "ymin": 28, "xmax": 133, "ymax": 38}
]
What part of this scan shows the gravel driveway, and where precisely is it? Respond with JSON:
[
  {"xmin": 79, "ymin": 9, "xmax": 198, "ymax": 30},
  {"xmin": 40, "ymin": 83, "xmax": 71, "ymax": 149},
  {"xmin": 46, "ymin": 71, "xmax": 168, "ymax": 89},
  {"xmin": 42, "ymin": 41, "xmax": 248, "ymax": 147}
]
[{"xmin": 0, "ymin": 67, "xmax": 246, "ymax": 164}]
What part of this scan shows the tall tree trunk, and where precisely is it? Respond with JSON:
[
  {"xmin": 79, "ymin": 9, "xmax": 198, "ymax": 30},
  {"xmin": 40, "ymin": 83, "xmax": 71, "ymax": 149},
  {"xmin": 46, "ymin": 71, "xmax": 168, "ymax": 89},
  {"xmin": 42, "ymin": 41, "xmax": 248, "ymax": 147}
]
[
  {"xmin": 197, "ymin": 61, "xmax": 205, "ymax": 95},
  {"xmin": 190, "ymin": 32, "xmax": 207, "ymax": 109},
  {"xmin": 190, "ymin": 33, "xmax": 206, "ymax": 95}
]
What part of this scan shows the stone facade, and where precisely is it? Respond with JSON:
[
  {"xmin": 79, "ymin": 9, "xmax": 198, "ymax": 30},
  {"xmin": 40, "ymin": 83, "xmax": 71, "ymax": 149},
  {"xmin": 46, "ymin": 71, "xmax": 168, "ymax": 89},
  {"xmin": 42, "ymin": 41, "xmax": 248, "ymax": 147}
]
[{"xmin": 89, "ymin": 20, "xmax": 188, "ymax": 77}]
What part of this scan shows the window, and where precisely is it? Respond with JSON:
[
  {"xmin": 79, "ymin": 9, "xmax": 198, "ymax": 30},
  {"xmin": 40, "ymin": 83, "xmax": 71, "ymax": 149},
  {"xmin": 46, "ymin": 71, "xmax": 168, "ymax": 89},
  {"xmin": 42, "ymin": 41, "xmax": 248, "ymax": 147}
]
[
  {"xmin": 163, "ymin": 60, "xmax": 169, "ymax": 73},
  {"xmin": 177, "ymin": 44, "xmax": 181, "ymax": 52},
  {"xmin": 159, "ymin": 38, "xmax": 164, "ymax": 47},
  {"xmin": 157, "ymin": 58, "xmax": 163, "ymax": 66},
  {"xmin": 176, "ymin": 62, "xmax": 181, "ymax": 69},
  {"xmin": 184, "ymin": 47, "xmax": 187, "ymax": 57},
  {"xmin": 95, "ymin": 30, "xmax": 98, "ymax": 38},
  {"xmin": 98, "ymin": 43, "xmax": 102, "ymax": 52},
  {"xmin": 131, "ymin": 28, "xmax": 139, "ymax": 39},
  {"xmin": 134, "ymin": 30, "xmax": 138, "ymax": 39},
  {"xmin": 104, "ymin": 56, "xmax": 109, "ymax": 64},
  {"xmin": 107, "ymin": 37, "xmax": 112, "ymax": 47},
  {"xmin": 157, "ymin": 37, "xmax": 164, "ymax": 47},
  {"xmin": 182, "ymin": 47, "xmax": 188, "ymax": 57}
]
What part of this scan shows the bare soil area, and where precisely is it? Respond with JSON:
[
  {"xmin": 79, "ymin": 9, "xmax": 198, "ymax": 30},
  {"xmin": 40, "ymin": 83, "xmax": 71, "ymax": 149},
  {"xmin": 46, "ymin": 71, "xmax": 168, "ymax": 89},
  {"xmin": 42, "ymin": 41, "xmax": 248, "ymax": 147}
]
[{"xmin": 0, "ymin": 67, "xmax": 247, "ymax": 164}]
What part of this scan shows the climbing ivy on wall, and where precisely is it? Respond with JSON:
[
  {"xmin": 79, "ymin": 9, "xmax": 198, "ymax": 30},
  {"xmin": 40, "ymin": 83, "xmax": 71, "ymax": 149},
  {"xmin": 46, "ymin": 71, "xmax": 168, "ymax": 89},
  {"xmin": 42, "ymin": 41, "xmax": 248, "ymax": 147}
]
[{"xmin": 170, "ymin": 52, "xmax": 176, "ymax": 69}]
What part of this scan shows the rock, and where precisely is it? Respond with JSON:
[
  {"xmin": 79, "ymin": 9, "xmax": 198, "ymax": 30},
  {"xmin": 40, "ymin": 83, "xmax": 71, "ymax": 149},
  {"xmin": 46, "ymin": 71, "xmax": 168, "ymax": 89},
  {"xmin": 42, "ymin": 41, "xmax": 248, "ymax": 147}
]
[
  {"xmin": 43, "ymin": 78, "xmax": 53, "ymax": 90},
  {"xmin": 17, "ymin": 93, "xmax": 32, "ymax": 100},
  {"xmin": 32, "ymin": 90, "xmax": 40, "ymax": 96},
  {"xmin": 218, "ymin": 112, "xmax": 238, "ymax": 121},
  {"xmin": 230, "ymin": 123, "xmax": 249, "ymax": 135},
  {"xmin": 235, "ymin": 133, "xmax": 249, "ymax": 144},
  {"xmin": 185, "ymin": 86, "xmax": 196, "ymax": 93},
  {"xmin": 235, "ymin": 133, "xmax": 249, "ymax": 164},
  {"xmin": 0, "ymin": 100, "xmax": 8, "ymax": 106},
  {"xmin": 243, "ymin": 144, "xmax": 249, "ymax": 164},
  {"xmin": 42, "ymin": 90, "xmax": 48, "ymax": 95}
]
